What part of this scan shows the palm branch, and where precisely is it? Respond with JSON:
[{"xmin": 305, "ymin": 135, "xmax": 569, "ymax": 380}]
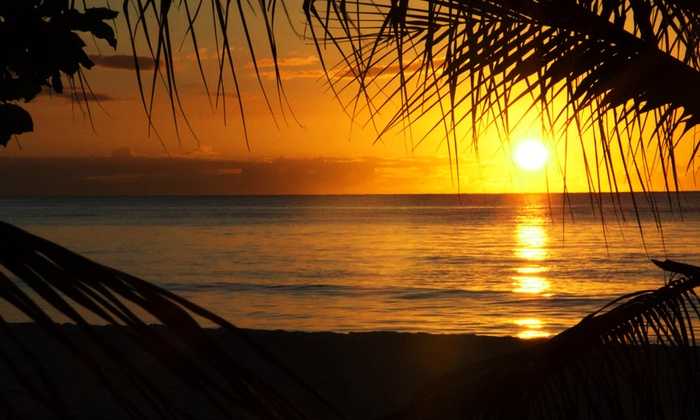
[
  {"xmin": 303, "ymin": 0, "xmax": 700, "ymax": 211},
  {"xmin": 119, "ymin": 0, "xmax": 302, "ymax": 149},
  {"xmin": 7, "ymin": 217, "xmax": 700, "ymax": 419},
  {"xmin": 9, "ymin": 1, "xmax": 700, "ymax": 209},
  {"xmin": 384, "ymin": 258, "xmax": 700, "ymax": 419},
  {"xmin": 0, "ymin": 0, "xmax": 298, "ymax": 149},
  {"xmin": 0, "ymin": 222, "xmax": 343, "ymax": 419}
]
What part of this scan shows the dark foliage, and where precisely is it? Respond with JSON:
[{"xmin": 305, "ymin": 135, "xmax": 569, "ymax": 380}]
[
  {"xmin": 386, "ymin": 259, "xmax": 700, "ymax": 419},
  {"xmin": 0, "ymin": 222, "xmax": 343, "ymax": 420},
  {"xmin": 4, "ymin": 218, "xmax": 700, "ymax": 419},
  {"xmin": 0, "ymin": 1, "xmax": 118, "ymax": 145},
  {"xmin": 0, "ymin": 0, "xmax": 297, "ymax": 149},
  {"xmin": 304, "ymin": 0, "xmax": 700, "ymax": 210}
]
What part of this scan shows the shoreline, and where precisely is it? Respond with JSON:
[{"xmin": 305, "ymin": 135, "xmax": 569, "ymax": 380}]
[{"xmin": 0, "ymin": 323, "xmax": 539, "ymax": 419}]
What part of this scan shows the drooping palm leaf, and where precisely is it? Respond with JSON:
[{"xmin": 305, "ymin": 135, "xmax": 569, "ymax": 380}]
[
  {"xmin": 0, "ymin": 222, "xmax": 343, "ymax": 419},
  {"xmin": 120, "ymin": 0, "xmax": 300, "ymax": 149},
  {"xmin": 385, "ymin": 258, "xmax": 700, "ymax": 419},
  {"xmin": 304, "ymin": 0, "xmax": 700, "ymax": 211},
  {"xmin": 0, "ymin": 0, "xmax": 299, "ymax": 150}
]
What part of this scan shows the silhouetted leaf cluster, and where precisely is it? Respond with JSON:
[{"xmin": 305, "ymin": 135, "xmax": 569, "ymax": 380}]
[
  {"xmin": 0, "ymin": 222, "xmax": 343, "ymax": 419},
  {"xmin": 387, "ymin": 259, "xmax": 700, "ymax": 419},
  {"xmin": 6, "ymin": 214, "xmax": 700, "ymax": 419},
  {"xmin": 0, "ymin": 1, "xmax": 118, "ymax": 146},
  {"xmin": 119, "ymin": 0, "xmax": 296, "ymax": 150},
  {"xmin": 304, "ymin": 0, "xmax": 700, "ymax": 215}
]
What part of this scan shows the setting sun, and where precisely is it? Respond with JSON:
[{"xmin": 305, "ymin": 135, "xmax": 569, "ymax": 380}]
[{"xmin": 514, "ymin": 139, "xmax": 549, "ymax": 171}]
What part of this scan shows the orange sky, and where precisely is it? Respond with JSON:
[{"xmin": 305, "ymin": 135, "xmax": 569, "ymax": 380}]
[{"xmin": 3, "ymin": 7, "xmax": 700, "ymax": 195}]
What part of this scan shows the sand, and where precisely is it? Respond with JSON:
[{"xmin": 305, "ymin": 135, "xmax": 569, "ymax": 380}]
[{"xmin": 0, "ymin": 324, "xmax": 537, "ymax": 419}]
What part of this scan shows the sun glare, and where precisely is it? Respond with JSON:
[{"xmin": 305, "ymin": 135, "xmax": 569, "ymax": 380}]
[{"xmin": 513, "ymin": 139, "xmax": 549, "ymax": 171}]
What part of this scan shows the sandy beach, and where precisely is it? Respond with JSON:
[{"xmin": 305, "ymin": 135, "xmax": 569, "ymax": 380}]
[{"xmin": 0, "ymin": 324, "xmax": 538, "ymax": 419}]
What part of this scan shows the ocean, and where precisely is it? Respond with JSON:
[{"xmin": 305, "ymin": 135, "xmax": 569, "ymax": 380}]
[{"xmin": 2, "ymin": 193, "xmax": 700, "ymax": 337}]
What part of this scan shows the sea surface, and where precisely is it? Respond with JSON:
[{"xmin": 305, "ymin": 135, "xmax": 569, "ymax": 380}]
[{"xmin": 2, "ymin": 193, "xmax": 700, "ymax": 338}]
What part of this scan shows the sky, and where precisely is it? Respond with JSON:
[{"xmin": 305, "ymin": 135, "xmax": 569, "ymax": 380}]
[{"xmin": 3, "ymin": 3, "xmax": 700, "ymax": 195}]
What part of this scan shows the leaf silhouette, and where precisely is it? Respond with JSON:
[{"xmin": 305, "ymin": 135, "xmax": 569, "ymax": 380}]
[
  {"xmin": 0, "ymin": 1, "xmax": 120, "ymax": 145},
  {"xmin": 0, "ymin": 222, "xmax": 344, "ymax": 420},
  {"xmin": 303, "ymin": 0, "xmax": 700, "ymax": 216},
  {"xmin": 0, "ymin": 104, "xmax": 32, "ymax": 146},
  {"xmin": 386, "ymin": 259, "xmax": 700, "ymax": 419}
]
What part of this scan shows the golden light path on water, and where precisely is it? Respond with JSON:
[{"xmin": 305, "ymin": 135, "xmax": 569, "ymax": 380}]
[
  {"xmin": 6, "ymin": 194, "xmax": 695, "ymax": 336},
  {"xmin": 513, "ymin": 215, "xmax": 553, "ymax": 339}
]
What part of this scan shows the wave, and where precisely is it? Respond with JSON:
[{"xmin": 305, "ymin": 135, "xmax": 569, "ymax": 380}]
[{"xmin": 160, "ymin": 281, "xmax": 616, "ymax": 306}]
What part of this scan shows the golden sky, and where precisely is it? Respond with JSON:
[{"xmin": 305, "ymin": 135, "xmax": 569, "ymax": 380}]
[{"xmin": 3, "ymin": 6, "xmax": 700, "ymax": 195}]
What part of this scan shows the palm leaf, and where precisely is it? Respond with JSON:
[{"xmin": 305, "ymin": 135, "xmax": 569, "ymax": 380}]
[
  {"xmin": 304, "ymin": 0, "xmax": 700, "ymax": 212},
  {"xmin": 385, "ymin": 258, "xmax": 700, "ymax": 419},
  {"xmin": 0, "ymin": 222, "xmax": 343, "ymax": 419},
  {"xmin": 120, "ymin": 0, "xmax": 299, "ymax": 149}
]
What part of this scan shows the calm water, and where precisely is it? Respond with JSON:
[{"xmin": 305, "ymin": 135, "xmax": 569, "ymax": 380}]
[{"xmin": 2, "ymin": 194, "xmax": 700, "ymax": 337}]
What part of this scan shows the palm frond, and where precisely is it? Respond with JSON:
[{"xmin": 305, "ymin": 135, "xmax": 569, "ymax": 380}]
[
  {"xmin": 121, "ymin": 0, "xmax": 297, "ymax": 149},
  {"xmin": 386, "ymin": 258, "xmax": 700, "ymax": 419},
  {"xmin": 305, "ymin": 0, "xmax": 700, "ymax": 208},
  {"xmin": 1, "ymin": 0, "xmax": 296, "ymax": 150},
  {"xmin": 0, "ymin": 222, "xmax": 343, "ymax": 419}
]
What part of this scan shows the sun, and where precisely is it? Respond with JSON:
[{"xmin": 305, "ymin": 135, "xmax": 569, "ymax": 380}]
[{"xmin": 513, "ymin": 139, "xmax": 549, "ymax": 171}]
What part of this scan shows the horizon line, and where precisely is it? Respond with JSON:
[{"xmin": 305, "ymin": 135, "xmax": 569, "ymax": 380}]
[{"xmin": 2, "ymin": 191, "xmax": 700, "ymax": 198}]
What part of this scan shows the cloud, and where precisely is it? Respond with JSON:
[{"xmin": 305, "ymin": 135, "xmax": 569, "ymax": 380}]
[
  {"xmin": 179, "ymin": 144, "xmax": 219, "ymax": 158},
  {"xmin": 261, "ymin": 69, "xmax": 324, "ymax": 80},
  {"xmin": 256, "ymin": 55, "xmax": 319, "ymax": 68},
  {"xmin": 250, "ymin": 55, "xmax": 444, "ymax": 81},
  {"xmin": 89, "ymin": 54, "xmax": 158, "ymax": 71},
  {"xmin": 65, "ymin": 91, "xmax": 116, "ymax": 102},
  {"xmin": 180, "ymin": 48, "xmax": 218, "ymax": 63},
  {"xmin": 0, "ymin": 156, "xmax": 451, "ymax": 195},
  {"xmin": 337, "ymin": 59, "xmax": 445, "ymax": 80},
  {"xmin": 40, "ymin": 87, "xmax": 118, "ymax": 102},
  {"xmin": 251, "ymin": 55, "xmax": 324, "ymax": 80}
]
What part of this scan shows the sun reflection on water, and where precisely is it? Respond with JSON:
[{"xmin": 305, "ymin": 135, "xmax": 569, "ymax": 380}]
[
  {"xmin": 516, "ymin": 247, "xmax": 547, "ymax": 261},
  {"xmin": 512, "ymin": 276, "xmax": 551, "ymax": 295},
  {"xmin": 513, "ymin": 215, "xmax": 553, "ymax": 338},
  {"xmin": 515, "ymin": 266, "xmax": 547, "ymax": 275},
  {"xmin": 517, "ymin": 225, "xmax": 547, "ymax": 248},
  {"xmin": 513, "ymin": 318, "xmax": 551, "ymax": 339},
  {"xmin": 515, "ymin": 223, "xmax": 548, "ymax": 261},
  {"xmin": 517, "ymin": 329, "xmax": 552, "ymax": 339},
  {"xmin": 514, "ymin": 318, "xmax": 542, "ymax": 327}
]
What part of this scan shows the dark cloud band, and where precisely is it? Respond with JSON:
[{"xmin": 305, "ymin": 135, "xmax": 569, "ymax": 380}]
[
  {"xmin": 89, "ymin": 54, "xmax": 157, "ymax": 71},
  {"xmin": 39, "ymin": 88, "xmax": 117, "ymax": 102},
  {"xmin": 0, "ymin": 156, "xmax": 445, "ymax": 195}
]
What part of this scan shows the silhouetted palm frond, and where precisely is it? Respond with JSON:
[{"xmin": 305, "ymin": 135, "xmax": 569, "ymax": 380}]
[
  {"xmin": 121, "ymin": 0, "xmax": 298, "ymax": 149},
  {"xmin": 0, "ymin": 222, "xmax": 342, "ymax": 420},
  {"xmin": 0, "ymin": 0, "xmax": 295, "ymax": 150},
  {"xmin": 305, "ymin": 0, "xmax": 700, "ymax": 205},
  {"xmin": 387, "ymin": 258, "xmax": 700, "ymax": 420}
]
